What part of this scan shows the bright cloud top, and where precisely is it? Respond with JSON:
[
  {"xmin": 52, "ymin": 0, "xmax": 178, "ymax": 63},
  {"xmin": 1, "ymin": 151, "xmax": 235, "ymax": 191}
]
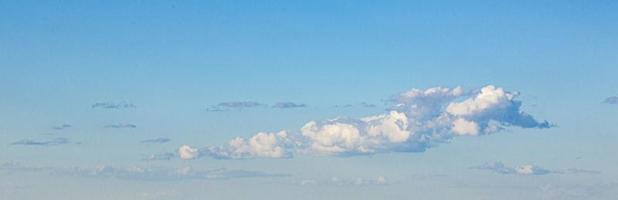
[{"xmin": 183, "ymin": 85, "xmax": 552, "ymax": 159}]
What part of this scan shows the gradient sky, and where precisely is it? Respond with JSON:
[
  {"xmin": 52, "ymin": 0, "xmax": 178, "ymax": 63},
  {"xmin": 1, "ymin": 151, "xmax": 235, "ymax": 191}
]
[{"xmin": 1, "ymin": 1, "xmax": 618, "ymax": 200}]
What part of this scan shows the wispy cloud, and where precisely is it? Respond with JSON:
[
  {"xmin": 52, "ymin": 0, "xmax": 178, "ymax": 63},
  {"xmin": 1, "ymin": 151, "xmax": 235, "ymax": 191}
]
[
  {"xmin": 272, "ymin": 102, "xmax": 307, "ymax": 109},
  {"xmin": 333, "ymin": 104, "xmax": 353, "ymax": 108},
  {"xmin": 143, "ymin": 152, "xmax": 176, "ymax": 161},
  {"xmin": 141, "ymin": 138, "xmax": 171, "ymax": 144},
  {"xmin": 0, "ymin": 162, "xmax": 288, "ymax": 181},
  {"xmin": 206, "ymin": 101, "xmax": 265, "ymax": 112},
  {"xmin": 10, "ymin": 137, "xmax": 71, "ymax": 147},
  {"xmin": 184, "ymin": 85, "xmax": 552, "ymax": 159},
  {"xmin": 602, "ymin": 96, "xmax": 618, "ymax": 104},
  {"xmin": 91, "ymin": 102, "xmax": 136, "ymax": 109},
  {"xmin": 360, "ymin": 102, "xmax": 377, "ymax": 108},
  {"xmin": 333, "ymin": 102, "xmax": 378, "ymax": 108},
  {"xmin": 52, "ymin": 124, "xmax": 72, "ymax": 130},
  {"xmin": 104, "ymin": 123, "xmax": 137, "ymax": 129},
  {"xmin": 298, "ymin": 176, "xmax": 389, "ymax": 186},
  {"xmin": 472, "ymin": 161, "xmax": 600, "ymax": 176}
]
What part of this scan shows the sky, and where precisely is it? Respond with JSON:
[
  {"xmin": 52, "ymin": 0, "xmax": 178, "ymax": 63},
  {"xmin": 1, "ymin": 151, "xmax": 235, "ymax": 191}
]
[{"xmin": 1, "ymin": 1, "xmax": 618, "ymax": 199}]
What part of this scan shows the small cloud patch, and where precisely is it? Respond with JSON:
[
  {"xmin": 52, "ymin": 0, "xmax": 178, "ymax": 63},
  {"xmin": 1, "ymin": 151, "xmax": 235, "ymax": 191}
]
[
  {"xmin": 472, "ymin": 161, "xmax": 600, "ymax": 176},
  {"xmin": 52, "ymin": 124, "xmax": 72, "ymax": 130},
  {"xmin": 92, "ymin": 102, "xmax": 136, "ymax": 109},
  {"xmin": 141, "ymin": 138, "xmax": 171, "ymax": 144},
  {"xmin": 272, "ymin": 102, "xmax": 307, "ymax": 109},
  {"xmin": 602, "ymin": 96, "xmax": 618, "ymax": 104},
  {"xmin": 104, "ymin": 123, "xmax": 137, "ymax": 129},
  {"xmin": 206, "ymin": 101, "xmax": 265, "ymax": 112},
  {"xmin": 11, "ymin": 137, "xmax": 71, "ymax": 147}
]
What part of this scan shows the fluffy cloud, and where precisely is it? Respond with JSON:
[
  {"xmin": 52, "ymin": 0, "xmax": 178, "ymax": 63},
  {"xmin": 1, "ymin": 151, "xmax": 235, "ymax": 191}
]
[
  {"xmin": 185, "ymin": 85, "xmax": 552, "ymax": 159},
  {"xmin": 178, "ymin": 145, "xmax": 200, "ymax": 160},
  {"xmin": 204, "ymin": 131, "xmax": 293, "ymax": 159},
  {"xmin": 446, "ymin": 85, "xmax": 551, "ymax": 130},
  {"xmin": 603, "ymin": 96, "xmax": 618, "ymax": 104}
]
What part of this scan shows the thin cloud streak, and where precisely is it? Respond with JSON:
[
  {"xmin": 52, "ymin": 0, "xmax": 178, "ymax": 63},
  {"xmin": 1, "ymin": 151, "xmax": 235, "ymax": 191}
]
[
  {"xmin": 10, "ymin": 138, "xmax": 71, "ymax": 147},
  {"xmin": 141, "ymin": 138, "xmax": 171, "ymax": 144},
  {"xmin": 0, "ymin": 162, "xmax": 289, "ymax": 181},
  {"xmin": 91, "ymin": 102, "xmax": 136, "ymax": 109},
  {"xmin": 104, "ymin": 123, "xmax": 137, "ymax": 129}
]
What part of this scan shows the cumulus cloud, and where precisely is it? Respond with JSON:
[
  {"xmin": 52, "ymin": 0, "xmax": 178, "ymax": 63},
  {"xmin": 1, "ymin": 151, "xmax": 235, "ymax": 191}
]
[
  {"xmin": 602, "ymin": 96, "xmax": 618, "ymax": 104},
  {"xmin": 206, "ymin": 101, "xmax": 265, "ymax": 111},
  {"xmin": 187, "ymin": 85, "xmax": 552, "ymax": 159},
  {"xmin": 472, "ymin": 161, "xmax": 600, "ymax": 176},
  {"xmin": 10, "ymin": 137, "xmax": 71, "ymax": 146},
  {"xmin": 91, "ymin": 102, "xmax": 136, "ymax": 109},
  {"xmin": 104, "ymin": 123, "xmax": 137, "ymax": 129},
  {"xmin": 203, "ymin": 131, "xmax": 294, "ymax": 159},
  {"xmin": 52, "ymin": 124, "xmax": 72, "ymax": 130},
  {"xmin": 178, "ymin": 145, "xmax": 200, "ymax": 160},
  {"xmin": 272, "ymin": 102, "xmax": 307, "ymax": 109},
  {"xmin": 141, "ymin": 137, "xmax": 171, "ymax": 144},
  {"xmin": 0, "ymin": 162, "xmax": 287, "ymax": 181}
]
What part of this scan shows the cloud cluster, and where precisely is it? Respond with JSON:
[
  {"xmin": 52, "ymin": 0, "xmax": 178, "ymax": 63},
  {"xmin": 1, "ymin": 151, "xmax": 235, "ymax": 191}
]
[
  {"xmin": 203, "ymin": 131, "xmax": 294, "ymax": 159},
  {"xmin": 603, "ymin": 96, "xmax": 618, "ymax": 104},
  {"xmin": 185, "ymin": 85, "xmax": 552, "ymax": 159},
  {"xmin": 472, "ymin": 161, "xmax": 600, "ymax": 176},
  {"xmin": 91, "ymin": 102, "xmax": 136, "ymax": 109},
  {"xmin": 10, "ymin": 137, "xmax": 71, "ymax": 147}
]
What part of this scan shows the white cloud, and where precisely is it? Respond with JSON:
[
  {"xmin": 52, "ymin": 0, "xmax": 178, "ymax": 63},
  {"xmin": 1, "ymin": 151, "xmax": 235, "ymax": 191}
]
[
  {"xmin": 515, "ymin": 164, "xmax": 551, "ymax": 175},
  {"xmin": 446, "ymin": 85, "xmax": 514, "ymax": 116},
  {"xmin": 178, "ymin": 145, "xmax": 199, "ymax": 160},
  {"xmin": 451, "ymin": 118, "xmax": 479, "ymax": 136},
  {"xmin": 185, "ymin": 85, "xmax": 552, "ymax": 159},
  {"xmin": 205, "ymin": 131, "xmax": 292, "ymax": 159}
]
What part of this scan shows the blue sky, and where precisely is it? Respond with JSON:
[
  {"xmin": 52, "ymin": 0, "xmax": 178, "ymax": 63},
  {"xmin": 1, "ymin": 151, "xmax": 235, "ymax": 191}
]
[{"xmin": 1, "ymin": 1, "xmax": 618, "ymax": 199}]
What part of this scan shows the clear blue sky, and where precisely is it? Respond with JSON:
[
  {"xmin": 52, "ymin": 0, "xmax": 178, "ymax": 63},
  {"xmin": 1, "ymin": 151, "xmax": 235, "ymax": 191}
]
[{"xmin": 1, "ymin": 1, "xmax": 617, "ymax": 199}]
